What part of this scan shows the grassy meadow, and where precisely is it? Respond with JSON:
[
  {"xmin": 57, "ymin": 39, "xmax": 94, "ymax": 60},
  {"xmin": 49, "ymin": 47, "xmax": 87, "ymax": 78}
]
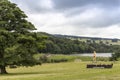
[{"xmin": 1, "ymin": 61, "xmax": 120, "ymax": 80}]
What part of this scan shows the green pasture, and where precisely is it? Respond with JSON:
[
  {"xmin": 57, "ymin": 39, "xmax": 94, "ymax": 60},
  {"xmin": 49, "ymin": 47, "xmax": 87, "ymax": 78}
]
[{"xmin": 0, "ymin": 61, "xmax": 120, "ymax": 80}]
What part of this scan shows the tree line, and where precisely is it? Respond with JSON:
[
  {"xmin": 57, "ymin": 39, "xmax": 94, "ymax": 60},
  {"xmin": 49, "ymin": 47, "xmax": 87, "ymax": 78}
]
[{"xmin": 37, "ymin": 32, "xmax": 118, "ymax": 54}]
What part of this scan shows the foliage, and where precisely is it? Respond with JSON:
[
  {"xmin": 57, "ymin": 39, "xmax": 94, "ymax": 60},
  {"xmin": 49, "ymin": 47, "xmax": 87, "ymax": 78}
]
[
  {"xmin": 110, "ymin": 50, "xmax": 120, "ymax": 61},
  {"xmin": 0, "ymin": 0, "xmax": 46, "ymax": 74},
  {"xmin": 37, "ymin": 32, "xmax": 116, "ymax": 54}
]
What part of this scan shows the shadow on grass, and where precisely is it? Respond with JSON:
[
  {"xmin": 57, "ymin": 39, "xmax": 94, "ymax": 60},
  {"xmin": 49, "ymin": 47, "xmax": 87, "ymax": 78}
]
[{"xmin": 0, "ymin": 71, "xmax": 57, "ymax": 76}]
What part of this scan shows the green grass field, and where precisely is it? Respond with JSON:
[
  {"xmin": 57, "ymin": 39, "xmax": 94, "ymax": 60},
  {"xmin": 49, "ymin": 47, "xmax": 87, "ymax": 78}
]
[{"xmin": 0, "ymin": 61, "xmax": 120, "ymax": 80}]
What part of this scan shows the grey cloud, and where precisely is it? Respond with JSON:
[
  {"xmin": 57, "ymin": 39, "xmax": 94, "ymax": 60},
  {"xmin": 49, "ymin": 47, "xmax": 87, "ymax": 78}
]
[
  {"xmin": 53, "ymin": 0, "xmax": 120, "ymax": 10},
  {"xmin": 10, "ymin": 0, "xmax": 120, "ymax": 13},
  {"xmin": 54, "ymin": 0, "xmax": 120, "ymax": 17},
  {"xmin": 67, "ymin": 7, "xmax": 120, "ymax": 28},
  {"xmin": 10, "ymin": 0, "xmax": 54, "ymax": 13},
  {"xmin": 10, "ymin": 0, "xmax": 120, "ymax": 28}
]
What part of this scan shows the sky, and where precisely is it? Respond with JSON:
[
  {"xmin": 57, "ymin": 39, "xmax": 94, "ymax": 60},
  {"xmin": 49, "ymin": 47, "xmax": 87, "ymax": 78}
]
[{"xmin": 10, "ymin": 0, "xmax": 120, "ymax": 38}]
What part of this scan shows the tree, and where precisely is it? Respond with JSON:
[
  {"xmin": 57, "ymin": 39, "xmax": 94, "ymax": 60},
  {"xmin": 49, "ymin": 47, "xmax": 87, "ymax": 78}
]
[
  {"xmin": 110, "ymin": 51, "xmax": 120, "ymax": 61},
  {"xmin": 0, "ymin": 0, "xmax": 40, "ymax": 74}
]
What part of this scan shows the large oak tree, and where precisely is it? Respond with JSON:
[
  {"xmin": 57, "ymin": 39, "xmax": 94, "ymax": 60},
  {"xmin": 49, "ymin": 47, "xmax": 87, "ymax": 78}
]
[{"xmin": 0, "ymin": 0, "xmax": 41, "ymax": 74}]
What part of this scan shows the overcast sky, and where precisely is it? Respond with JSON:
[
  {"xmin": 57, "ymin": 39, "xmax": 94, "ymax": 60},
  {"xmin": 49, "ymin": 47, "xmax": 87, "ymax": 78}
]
[{"xmin": 10, "ymin": 0, "xmax": 120, "ymax": 38}]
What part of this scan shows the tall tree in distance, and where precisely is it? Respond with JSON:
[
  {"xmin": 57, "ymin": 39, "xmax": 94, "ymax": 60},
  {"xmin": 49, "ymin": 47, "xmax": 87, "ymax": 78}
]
[{"xmin": 0, "ymin": 0, "xmax": 40, "ymax": 74}]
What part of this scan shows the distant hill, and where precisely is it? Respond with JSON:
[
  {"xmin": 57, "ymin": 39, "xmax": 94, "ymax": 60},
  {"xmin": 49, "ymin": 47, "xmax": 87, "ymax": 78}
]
[
  {"xmin": 53, "ymin": 34, "xmax": 120, "ymax": 45},
  {"xmin": 36, "ymin": 32, "xmax": 120, "ymax": 53}
]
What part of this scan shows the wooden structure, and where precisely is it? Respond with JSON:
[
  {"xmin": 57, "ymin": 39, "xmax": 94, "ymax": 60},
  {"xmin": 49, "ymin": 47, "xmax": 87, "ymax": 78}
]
[{"xmin": 86, "ymin": 63, "xmax": 113, "ymax": 68}]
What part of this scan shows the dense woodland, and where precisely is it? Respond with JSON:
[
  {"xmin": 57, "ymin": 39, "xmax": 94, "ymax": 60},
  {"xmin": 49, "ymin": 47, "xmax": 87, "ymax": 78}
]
[{"xmin": 36, "ymin": 32, "xmax": 120, "ymax": 54}]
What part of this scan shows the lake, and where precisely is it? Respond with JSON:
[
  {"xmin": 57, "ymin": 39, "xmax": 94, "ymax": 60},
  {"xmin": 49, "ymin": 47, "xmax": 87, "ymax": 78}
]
[{"xmin": 72, "ymin": 53, "xmax": 112, "ymax": 57}]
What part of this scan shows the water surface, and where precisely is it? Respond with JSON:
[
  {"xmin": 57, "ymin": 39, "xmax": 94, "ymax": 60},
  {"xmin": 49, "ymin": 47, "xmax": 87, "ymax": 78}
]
[{"xmin": 72, "ymin": 53, "xmax": 112, "ymax": 57}]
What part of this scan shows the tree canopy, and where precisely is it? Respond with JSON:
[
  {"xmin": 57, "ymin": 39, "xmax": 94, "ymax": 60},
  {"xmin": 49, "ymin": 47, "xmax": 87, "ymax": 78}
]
[{"xmin": 0, "ymin": 0, "xmax": 42, "ymax": 74}]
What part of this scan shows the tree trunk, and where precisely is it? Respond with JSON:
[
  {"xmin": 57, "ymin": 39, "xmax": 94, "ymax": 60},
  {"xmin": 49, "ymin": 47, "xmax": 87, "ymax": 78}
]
[
  {"xmin": 0, "ymin": 65, "xmax": 7, "ymax": 74},
  {"xmin": 0, "ymin": 50, "xmax": 7, "ymax": 74}
]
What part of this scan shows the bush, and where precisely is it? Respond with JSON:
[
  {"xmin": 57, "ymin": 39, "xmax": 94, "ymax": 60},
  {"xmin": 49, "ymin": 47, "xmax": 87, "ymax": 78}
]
[
  {"xmin": 110, "ymin": 52, "xmax": 120, "ymax": 61},
  {"xmin": 33, "ymin": 53, "xmax": 50, "ymax": 63}
]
